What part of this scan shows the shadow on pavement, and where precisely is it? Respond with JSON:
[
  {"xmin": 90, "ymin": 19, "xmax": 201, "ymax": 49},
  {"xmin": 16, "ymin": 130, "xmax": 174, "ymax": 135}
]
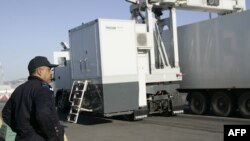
[
  {"xmin": 77, "ymin": 114, "xmax": 113, "ymax": 125},
  {"xmin": 58, "ymin": 111, "xmax": 112, "ymax": 126}
]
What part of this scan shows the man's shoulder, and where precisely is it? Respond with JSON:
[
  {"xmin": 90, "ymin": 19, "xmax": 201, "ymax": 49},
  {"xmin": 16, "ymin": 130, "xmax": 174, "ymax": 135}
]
[
  {"xmin": 18, "ymin": 79, "xmax": 50, "ymax": 94},
  {"xmin": 24, "ymin": 79, "xmax": 43, "ymax": 89}
]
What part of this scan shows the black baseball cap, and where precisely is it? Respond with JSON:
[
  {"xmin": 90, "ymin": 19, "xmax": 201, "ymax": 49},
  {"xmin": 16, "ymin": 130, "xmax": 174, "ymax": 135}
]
[{"xmin": 28, "ymin": 56, "xmax": 58, "ymax": 73}]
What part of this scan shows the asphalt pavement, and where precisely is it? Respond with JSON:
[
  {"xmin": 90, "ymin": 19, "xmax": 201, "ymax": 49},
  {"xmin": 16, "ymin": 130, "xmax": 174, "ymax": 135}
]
[{"xmin": 1, "ymin": 102, "xmax": 250, "ymax": 141}]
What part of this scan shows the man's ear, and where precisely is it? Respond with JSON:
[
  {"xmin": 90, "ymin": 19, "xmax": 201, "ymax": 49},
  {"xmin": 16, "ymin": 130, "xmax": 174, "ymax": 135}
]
[{"xmin": 34, "ymin": 68, "xmax": 43, "ymax": 76}]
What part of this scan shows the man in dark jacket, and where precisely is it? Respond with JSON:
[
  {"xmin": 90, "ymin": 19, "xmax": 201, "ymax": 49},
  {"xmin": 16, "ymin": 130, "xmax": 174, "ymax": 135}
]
[{"xmin": 2, "ymin": 56, "xmax": 64, "ymax": 141}]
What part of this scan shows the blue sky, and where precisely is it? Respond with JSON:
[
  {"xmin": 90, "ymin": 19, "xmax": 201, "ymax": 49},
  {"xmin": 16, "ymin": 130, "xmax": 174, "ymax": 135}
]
[{"xmin": 0, "ymin": 0, "xmax": 249, "ymax": 81}]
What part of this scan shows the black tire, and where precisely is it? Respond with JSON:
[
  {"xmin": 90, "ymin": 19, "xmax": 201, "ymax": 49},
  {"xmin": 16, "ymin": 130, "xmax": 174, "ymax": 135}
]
[
  {"xmin": 189, "ymin": 92, "xmax": 209, "ymax": 115},
  {"xmin": 211, "ymin": 92, "xmax": 234, "ymax": 117},
  {"xmin": 56, "ymin": 91, "xmax": 70, "ymax": 113},
  {"xmin": 238, "ymin": 92, "xmax": 250, "ymax": 118}
]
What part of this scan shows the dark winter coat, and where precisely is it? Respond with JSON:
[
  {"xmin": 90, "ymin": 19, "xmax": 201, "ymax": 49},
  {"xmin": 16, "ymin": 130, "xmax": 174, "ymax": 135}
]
[{"xmin": 2, "ymin": 76, "xmax": 64, "ymax": 141}]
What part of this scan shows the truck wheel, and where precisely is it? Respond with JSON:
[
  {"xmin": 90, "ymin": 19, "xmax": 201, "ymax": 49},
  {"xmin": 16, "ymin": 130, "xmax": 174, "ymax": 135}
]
[
  {"xmin": 56, "ymin": 91, "xmax": 70, "ymax": 112},
  {"xmin": 189, "ymin": 92, "xmax": 208, "ymax": 115},
  {"xmin": 211, "ymin": 92, "xmax": 234, "ymax": 117},
  {"xmin": 238, "ymin": 92, "xmax": 250, "ymax": 118}
]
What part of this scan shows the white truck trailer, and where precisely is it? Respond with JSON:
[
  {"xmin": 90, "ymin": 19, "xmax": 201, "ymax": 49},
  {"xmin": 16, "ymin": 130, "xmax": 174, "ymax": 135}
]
[
  {"xmin": 52, "ymin": 0, "xmax": 246, "ymax": 123},
  {"xmin": 176, "ymin": 9, "xmax": 250, "ymax": 118}
]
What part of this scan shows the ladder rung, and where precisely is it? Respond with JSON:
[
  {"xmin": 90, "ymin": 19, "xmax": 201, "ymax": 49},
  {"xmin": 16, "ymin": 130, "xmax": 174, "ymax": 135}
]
[
  {"xmin": 80, "ymin": 108, "xmax": 93, "ymax": 112},
  {"xmin": 69, "ymin": 112, "xmax": 78, "ymax": 115},
  {"xmin": 71, "ymin": 105, "xmax": 80, "ymax": 108},
  {"xmin": 74, "ymin": 90, "xmax": 83, "ymax": 92}
]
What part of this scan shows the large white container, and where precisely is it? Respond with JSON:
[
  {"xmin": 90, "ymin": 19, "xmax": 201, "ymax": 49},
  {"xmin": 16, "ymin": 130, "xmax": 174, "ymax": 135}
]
[
  {"xmin": 69, "ymin": 19, "xmax": 138, "ymax": 84},
  {"xmin": 178, "ymin": 10, "xmax": 250, "ymax": 89},
  {"xmin": 69, "ymin": 19, "xmax": 139, "ymax": 114}
]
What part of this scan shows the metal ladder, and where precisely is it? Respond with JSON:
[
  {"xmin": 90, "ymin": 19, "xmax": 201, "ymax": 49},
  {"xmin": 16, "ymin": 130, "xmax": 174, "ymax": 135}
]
[{"xmin": 67, "ymin": 80, "xmax": 89, "ymax": 123}]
